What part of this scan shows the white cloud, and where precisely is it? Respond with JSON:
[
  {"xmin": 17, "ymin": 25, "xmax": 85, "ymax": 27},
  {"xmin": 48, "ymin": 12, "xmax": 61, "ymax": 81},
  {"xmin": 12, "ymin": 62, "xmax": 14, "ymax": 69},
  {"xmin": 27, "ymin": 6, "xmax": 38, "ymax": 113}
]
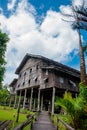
[
  {"xmin": 0, "ymin": 0, "xmax": 81, "ymax": 85},
  {"xmin": 7, "ymin": 0, "xmax": 16, "ymax": 10},
  {"xmin": 73, "ymin": 0, "xmax": 83, "ymax": 6},
  {"xmin": 40, "ymin": 10, "xmax": 78, "ymax": 57},
  {"xmin": 73, "ymin": 0, "xmax": 87, "ymax": 7},
  {"xmin": 4, "ymin": 71, "xmax": 18, "ymax": 85}
]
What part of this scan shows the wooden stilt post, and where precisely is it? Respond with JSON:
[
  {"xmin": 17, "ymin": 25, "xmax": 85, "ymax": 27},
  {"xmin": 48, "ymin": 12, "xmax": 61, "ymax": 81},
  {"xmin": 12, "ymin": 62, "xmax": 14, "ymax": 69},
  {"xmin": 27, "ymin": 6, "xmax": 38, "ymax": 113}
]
[
  {"xmin": 16, "ymin": 90, "xmax": 22, "ymax": 122},
  {"xmin": 37, "ymin": 88, "xmax": 40, "ymax": 111},
  {"xmin": 30, "ymin": 88, "xmax": 33, "ymax": 110},
  {"xmin": 28, "ymin": 97, "xmax": 30, "ymax": 109},
  {"xmin": 33, "ymin": 98, "xmax": 36, "ymax": 110},
  {"xmin": 23, "ymin": 89, "xmax": 27, "ymax": 109},
  {"xmin": 52, "ymin": 87, "xmax": 55, "ymax": 115},
  {"xmin": 41, "ymin": 94, "xmax": 43, "ymax": 111},
  {"xmin": 14, "ymin": 93, "xmax": 17, "ymax": 108},
  {"xmin": 9, "ymin": 95, "xmax": 12, "ymax": 107},
  {"xmin": 75, "ymin": 93, "xmax": 77, "ymax": 98}
]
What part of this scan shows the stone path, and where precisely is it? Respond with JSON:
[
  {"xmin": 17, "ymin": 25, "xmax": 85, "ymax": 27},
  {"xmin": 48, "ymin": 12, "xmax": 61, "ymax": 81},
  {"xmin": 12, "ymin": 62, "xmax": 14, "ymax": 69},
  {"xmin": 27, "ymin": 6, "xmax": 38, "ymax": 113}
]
[{"xmin": 32, "ymin": 111, "xmax": 56, "ymax": 130}]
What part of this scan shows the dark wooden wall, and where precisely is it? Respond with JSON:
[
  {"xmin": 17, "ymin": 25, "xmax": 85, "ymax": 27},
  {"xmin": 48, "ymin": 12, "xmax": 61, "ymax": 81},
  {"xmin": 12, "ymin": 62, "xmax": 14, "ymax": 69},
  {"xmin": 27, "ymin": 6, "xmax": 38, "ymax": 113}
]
[{"xmin": 14, "ymin": 57, "xmax": 79, "ymax": 93}]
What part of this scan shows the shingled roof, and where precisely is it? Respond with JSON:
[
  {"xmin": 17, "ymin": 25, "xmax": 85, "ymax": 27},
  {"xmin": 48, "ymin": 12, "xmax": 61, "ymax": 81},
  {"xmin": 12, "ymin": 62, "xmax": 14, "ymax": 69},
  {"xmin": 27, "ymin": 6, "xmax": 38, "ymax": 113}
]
[
  {"xmin": 15, "ymin": 53, "xmax": 80, "ymax": 78},
  {"xmin": 9, "ymin": 78, "xmax": 18, "ymax": 87}
]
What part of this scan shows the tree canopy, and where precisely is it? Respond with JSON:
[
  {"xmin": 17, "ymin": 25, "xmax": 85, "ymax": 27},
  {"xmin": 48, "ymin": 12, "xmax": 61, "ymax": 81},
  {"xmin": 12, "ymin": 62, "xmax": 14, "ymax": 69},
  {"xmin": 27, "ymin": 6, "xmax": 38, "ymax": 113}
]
[
  {"xmin": 0, "ymin": 30, "xmax": 9, "ymax": 89},
  {"xmin": 0, "ymin": 86, "xmax": 10, "ymax": 105}
]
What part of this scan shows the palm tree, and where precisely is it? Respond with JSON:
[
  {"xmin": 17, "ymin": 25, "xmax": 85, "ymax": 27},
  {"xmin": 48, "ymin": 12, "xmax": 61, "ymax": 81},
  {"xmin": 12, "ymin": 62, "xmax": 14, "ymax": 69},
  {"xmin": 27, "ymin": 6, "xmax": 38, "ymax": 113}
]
[
  {"xmin": 77, "ymin": 23, "xmax": 87, "ymax": 85},
  {"xmin": 61, "ymin": 3, "xmax": 87, "ymax": 85},
  {"xmin": 73, "ymin": 5, "xmax": 87, "ymax": 85},
  {"xmin": 55, "ymin": 91, "xmax": 87, "ymax": 130}
]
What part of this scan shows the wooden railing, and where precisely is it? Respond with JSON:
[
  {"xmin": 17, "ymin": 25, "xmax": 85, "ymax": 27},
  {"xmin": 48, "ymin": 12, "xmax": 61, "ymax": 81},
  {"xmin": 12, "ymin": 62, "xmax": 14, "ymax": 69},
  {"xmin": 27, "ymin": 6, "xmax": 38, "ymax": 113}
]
[
  {"xmin": 56, "ymin": 117, "xmax": 75, "ymax": 130},
  {"xmin": 13, "ymin": 115, "xmax": 35, "ymax": 130},
  {"xmin": 0, "ymin": 120, "xmax": 13, "ymax": 130},
  {"xmin": 55, "ymin": 83, "xmax": 79, "ymax": 92}
]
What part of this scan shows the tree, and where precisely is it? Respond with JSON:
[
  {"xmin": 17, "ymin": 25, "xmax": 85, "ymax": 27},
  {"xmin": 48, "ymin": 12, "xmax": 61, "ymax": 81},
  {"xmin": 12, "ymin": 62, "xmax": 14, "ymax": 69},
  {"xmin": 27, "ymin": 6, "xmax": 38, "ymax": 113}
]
[
  {"xmin": 61, "ymin": 2, "xmax": 87, "ymax": 85},
  {"xmin": 0, "ymin": 86, "xmax": 10, "ymax": 105},
  {"xmin": 72, "ymin": 5, "xmax": 87, "ymax": 85},
  {"xmin": 77, "ymin": 23, "xmax": 87, "ymax": 85},
  {"xmin": 72, "ymin": 4, "xmax": 87, "ymax": 55},
  {"xmin": 55, "ymin": 85, "xmax": 87, "ymax": 129},
  {"xmin": 72, "ymin": 4, "xmax": 87, "ymax": 85},
  {"xmin": 0, "ymin": 30, "xmax": 9, "ymax": 89}
]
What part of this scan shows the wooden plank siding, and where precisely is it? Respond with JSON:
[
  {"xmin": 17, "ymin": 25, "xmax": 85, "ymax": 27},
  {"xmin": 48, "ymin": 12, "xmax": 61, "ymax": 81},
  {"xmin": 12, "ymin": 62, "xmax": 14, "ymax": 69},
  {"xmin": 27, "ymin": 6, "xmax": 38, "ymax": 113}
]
[
  {"xmin": 10, "ymin": 55, "xmax": 80, "ymax": 93},
  {"xmin": 16, "ymin": 58, "xmax": 42, "ymax": 91}
]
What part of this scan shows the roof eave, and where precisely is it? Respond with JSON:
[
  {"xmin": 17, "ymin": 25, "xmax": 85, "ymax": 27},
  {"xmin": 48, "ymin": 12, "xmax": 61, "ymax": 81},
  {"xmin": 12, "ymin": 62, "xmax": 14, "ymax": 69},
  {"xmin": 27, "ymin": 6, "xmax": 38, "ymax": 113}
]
[
  {"xmin": 15, "ymin": 54, "xmax": 29, "ymax": 74},
  {"xmin": 9, "ymin": 78, "xmax": 18, "ymax": 87}
]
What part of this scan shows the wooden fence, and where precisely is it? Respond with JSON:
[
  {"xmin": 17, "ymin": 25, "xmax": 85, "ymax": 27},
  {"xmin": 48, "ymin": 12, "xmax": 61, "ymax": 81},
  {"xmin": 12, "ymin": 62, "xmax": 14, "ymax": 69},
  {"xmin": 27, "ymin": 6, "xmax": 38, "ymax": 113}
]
[
  {"xmin": 56, "ymin": 117, "xmax": 75, "ymax": 130},
  {"xmin": 0, "ymin": 120, "xmax": 12, "ymax": 130},
  {"xmin": 13, "ymin": 115, "xmax": 35, "ymax": 130}
]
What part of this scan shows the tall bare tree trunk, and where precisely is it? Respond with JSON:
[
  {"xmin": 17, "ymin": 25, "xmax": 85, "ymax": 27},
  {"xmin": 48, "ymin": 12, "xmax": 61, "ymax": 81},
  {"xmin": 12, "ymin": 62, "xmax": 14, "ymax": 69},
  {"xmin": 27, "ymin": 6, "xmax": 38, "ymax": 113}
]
[{"xmin": 78, "ymin": 28, "xmax": 87, "ymax": 85}]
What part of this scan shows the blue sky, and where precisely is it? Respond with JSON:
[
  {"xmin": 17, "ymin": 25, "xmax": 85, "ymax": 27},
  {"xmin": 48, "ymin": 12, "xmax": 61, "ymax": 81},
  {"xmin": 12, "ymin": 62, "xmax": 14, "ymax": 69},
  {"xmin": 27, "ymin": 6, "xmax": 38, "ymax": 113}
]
[
  {"xmin": 0, "ymin": 0, "xmax": 87, "ymax": 84},
  {"xmin": 0, "ymin": 0, "xmax": 70, "ymax": 15}
]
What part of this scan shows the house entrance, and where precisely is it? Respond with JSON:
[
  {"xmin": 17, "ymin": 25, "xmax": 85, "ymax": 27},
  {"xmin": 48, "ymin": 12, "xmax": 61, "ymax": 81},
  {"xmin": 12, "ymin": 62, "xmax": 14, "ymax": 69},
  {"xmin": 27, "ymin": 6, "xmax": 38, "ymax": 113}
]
[
  {"xmin": 43, "ymin": 99, "xmax": 50, "ymax": 111},
  {"xmin": 42, "ymin": 91, "xmax": 52, "ymax": 111}
]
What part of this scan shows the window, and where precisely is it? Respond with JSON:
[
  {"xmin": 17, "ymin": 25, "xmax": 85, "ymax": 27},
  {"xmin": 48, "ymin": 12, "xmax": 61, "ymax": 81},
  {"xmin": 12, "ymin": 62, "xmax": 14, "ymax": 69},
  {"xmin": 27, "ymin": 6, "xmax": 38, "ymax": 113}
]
[
  {"xmin": 33, "ymin": 77, "xmax": 38, "ymax": 82},
  {"xmin": 23, "ymin": 82, "xmax": 25, "ymax": 86},
  {"xmin": 28, "ymin": 79, "xmax": 30, "ymax": 84},
  {"xmin": 24, "ymin": 72, "xmax": 26, "ymax": 76},
  {"xmin": 59, "ymin": 77, "xmax": 64, "ymax": 83},
  {"xmin": 46, "ymin": 69, "xmax": 48, "ymax": 75},
  {"xmin": 44, "ymin": 78, "xmax": 48, "ymax": 88},
  {"xmin": 36, "ymin": 65, "xmax": 39, "ymax": 70},
  {"xmin": 35, "ymin": 77, "xmax": 38, "ymax": 82},
  {"xmin": 44, "ymin": 78, "xmax": 49, "ymax": 83},
  {"xmin": 18, "ymin": 84, "xmax": 20, "ymax": 88},
  {"xmin": 19, "ymin": 74, "xmax": 21, "ymax": 78},
  {"xmin": 68, "ymin": 80, "xmax": 76, "ymax": 87},
  {"xmin": 30, "ymin": 68, "xmax": 32, "ymax": 73}
]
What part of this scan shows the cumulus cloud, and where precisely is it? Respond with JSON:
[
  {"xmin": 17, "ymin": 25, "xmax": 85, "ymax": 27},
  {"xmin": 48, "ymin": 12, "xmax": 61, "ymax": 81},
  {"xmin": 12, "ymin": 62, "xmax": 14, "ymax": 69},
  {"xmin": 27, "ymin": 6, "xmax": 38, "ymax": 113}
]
[
  {"xmin": 7, "ymin": 0, "xmax": 16, "ymax": 10},
  {"xmin": 0, "ymin": 0, "xmax": 82, "ymax": 84},
  {"xmin": 73, "ymin": 0, "xmax": 87, "ymax": 7},
  {"xmin": 73, "ymin": 0, "xmax": 83, "ymax": 6}
]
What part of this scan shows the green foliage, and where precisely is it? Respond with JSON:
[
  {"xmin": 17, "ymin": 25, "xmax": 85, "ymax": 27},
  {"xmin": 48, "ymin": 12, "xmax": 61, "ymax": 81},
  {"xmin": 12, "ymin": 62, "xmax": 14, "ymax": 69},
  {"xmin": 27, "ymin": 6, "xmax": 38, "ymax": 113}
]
[
  {"xmin": 0, "ymin": 30, "xmax": 9, "ymax": 88},
  {"xmin": 0, "ymin": 106, "xmax": 34, "ymax": 130},
  {"xmin": 0, "ymin": 87, "xmax": 10, "ymax": 105},
  {"xmin": 58, "ymin": 114, "xmax": 71, "ymax": 130},
  {"xmin": 20, "ymin": 108, "xmax": 33, "ymax": 115},
  {"xmin": 83, "ymin": 43, "xmax": 87, "ymax": 55},
  {"xmin": 79, "ymin": 82, "xmax": 87, "ymax": 100},
  {"xmin": 55, "ymin": 84, "xmax": 87, "ymax": 130},
  {"xmin": 0, "ymin": 107, "xmax": 27, "ymax": 129}
]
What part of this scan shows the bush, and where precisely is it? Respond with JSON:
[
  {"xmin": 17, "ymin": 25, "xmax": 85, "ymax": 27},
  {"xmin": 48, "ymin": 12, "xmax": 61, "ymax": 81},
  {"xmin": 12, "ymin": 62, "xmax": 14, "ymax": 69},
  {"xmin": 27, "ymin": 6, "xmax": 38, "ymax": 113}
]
[{"xmin": 55, "ymin": 83, "xmax": 87, "ymax": 130}]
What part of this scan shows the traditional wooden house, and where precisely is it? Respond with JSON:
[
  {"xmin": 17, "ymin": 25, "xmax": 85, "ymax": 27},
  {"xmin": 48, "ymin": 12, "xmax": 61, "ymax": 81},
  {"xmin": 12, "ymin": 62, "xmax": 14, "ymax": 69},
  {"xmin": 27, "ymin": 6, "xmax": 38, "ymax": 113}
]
[{"xmin": 10, "ymin": 53, "xmax": 80, "ymax": 115}]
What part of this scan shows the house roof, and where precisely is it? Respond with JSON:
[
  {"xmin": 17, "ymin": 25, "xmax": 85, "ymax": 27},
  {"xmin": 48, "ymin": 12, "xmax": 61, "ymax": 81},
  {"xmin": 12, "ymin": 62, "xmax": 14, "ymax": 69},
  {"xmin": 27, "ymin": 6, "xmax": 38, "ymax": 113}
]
[
  {"xmin": 15, "ymin": 53, "xmax": 80, "ymax": 78},
  {"xmin": 9, "ymin": 78, "xmax": 18, "ymax": 87}
]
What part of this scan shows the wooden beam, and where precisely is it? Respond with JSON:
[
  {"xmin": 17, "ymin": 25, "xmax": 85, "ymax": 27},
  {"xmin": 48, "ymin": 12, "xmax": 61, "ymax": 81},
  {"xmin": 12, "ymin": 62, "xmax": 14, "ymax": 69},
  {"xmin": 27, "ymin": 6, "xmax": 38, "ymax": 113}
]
[
  {"xmin": 37, "ymin": 88, "xmax": 40, "ymax": 111},
  {"xmin": 52, "ymin": 87, "xmax": 55, "ymax": 115},
  {"xmin": 30, "ymin": 88, "xmax": 33, "ymax": 110},
  {"xmin": 23, "ymin": 89, "xmax": 27, "ymax": 109},
  {"xmin": 14, "ymin": 93, "xmax": 17, "ymax": 108}
]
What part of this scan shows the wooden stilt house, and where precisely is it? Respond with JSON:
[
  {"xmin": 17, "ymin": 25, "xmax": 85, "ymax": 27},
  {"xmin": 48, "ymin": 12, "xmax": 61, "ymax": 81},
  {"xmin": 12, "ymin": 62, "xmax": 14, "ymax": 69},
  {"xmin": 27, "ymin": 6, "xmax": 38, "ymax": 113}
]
[{"xmin": 10, "ymin": 54, "xmax": 80, "ymax": 115}]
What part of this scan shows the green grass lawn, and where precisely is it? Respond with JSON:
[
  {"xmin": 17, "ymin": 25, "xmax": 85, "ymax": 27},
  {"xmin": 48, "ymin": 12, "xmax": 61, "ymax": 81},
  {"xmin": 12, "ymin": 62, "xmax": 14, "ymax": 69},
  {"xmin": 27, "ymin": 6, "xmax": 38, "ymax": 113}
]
[{"xmin": 0, "ymin": 106, "xmax": 34, "ymax": 130}]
